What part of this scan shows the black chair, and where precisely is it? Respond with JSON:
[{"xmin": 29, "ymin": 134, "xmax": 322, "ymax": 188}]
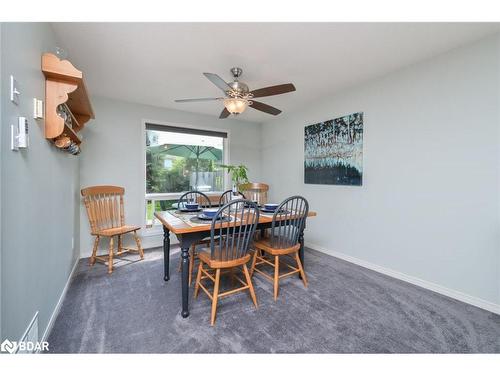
[
  {"xmin": 218, "ymin": 189, "xmax": 246, "ymax": 206},
  {"xmin": 250, "ymin": 196, "xmax": 309, "ymax": 300},
  {"xmin": 176, "ymin": 191, "xmax": 212, "ymax": 284},
  {"xmin": 178, "ymin": 190, "xmax": 212, "ymax": 209},
  {"xmin": 194, "ymin": 199, "xmax": 260, "ymax": 325}
]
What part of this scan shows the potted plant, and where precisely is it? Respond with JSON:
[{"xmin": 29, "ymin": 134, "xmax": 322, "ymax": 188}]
[{"xmin": 218, "ymin": 164, "xmax": 249, "ymax": 196}]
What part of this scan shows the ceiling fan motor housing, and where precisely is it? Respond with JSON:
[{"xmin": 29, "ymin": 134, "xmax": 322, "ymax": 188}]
[
  {"xmin": 228, "ymin": 81, "xmax": 250, "ymax": 97},
  {"xmin": 227, "ymin": 67, "xmax": 250, "ymax": 98},
  {"xmin": 175, "ymin": 67, "xmax": 295, "ymax": 118}
]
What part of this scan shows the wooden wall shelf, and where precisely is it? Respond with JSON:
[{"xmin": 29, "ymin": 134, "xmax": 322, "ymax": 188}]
[{"xmin": 41, "ymin": 53, "xmax": 95, "ymax": 149}]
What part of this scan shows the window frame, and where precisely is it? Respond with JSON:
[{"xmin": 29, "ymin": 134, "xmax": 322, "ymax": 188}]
[{"xmin": 141, "ymin": 119, "xmax": 231, "ymax": 235}]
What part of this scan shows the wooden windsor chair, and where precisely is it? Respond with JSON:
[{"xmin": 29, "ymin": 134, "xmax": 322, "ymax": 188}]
[
  {"xmin": 240, "ymin": 183, "xmax": 269, "ymax": 239},
  {"xmin": 250, "ymin": 196, "xmax": 309, "ymax": 300},
  {"xmin": 81, "ymin": 185, "xmax": 144, "ymax": 274},
  {"xmin": 239, "ymin": 182, "xmax": 269, "ymax": 206},
  {"xmin": 194, "ymin": 199, "xmax": 260, "ymax": 325},
  {"xmin": 176, "ymin": 191, "xmax": 212, "ymax": 284}
]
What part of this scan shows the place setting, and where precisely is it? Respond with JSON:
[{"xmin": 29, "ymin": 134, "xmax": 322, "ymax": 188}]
[
  {"xmin": 176, "ymin": 201, "xmax": 203, "ymax": 213},
  {"xmin": 191, "ymin": 207, "xmax": 233, "ymax": 225},
  {"xmin": 259, "ymin": 203, "xmax": 290, "ymax": 216}
]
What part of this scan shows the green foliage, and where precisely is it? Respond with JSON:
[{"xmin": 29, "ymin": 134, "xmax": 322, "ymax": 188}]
[
  {"xmin": 146, "ymin": 199, "xmax": 178, "ymax": 223},
  {"xmin": 147, "ymin": 143, "xmax": 224, "ymax": 193},
  {"xmin": 146, "ymin": 148, "xmax": 190, "ymax": 193},
  {"xmin": 146, "ymin": 130, "xmax": 226, "ymax": 193},
  {"xmin": 218, "ymin": 164, "xmax": 249, "ymax": 187}
]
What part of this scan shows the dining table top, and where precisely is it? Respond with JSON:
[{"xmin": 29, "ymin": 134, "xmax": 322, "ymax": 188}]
[{"xmin": 154, "ymin": 209, "xmax": 317, "ymax": 235}]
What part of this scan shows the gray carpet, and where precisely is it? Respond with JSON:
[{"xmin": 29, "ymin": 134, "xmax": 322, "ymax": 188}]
[{"xmin": 47, "ymin": 246, "xmax": 500, "ymax": 353}]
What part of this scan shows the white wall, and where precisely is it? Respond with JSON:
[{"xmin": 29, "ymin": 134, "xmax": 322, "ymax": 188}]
[
  {"xmin": 0, "ymin": 23, "xmax": 3, "ymax": 340},
  {"xmin": 79, "ymin": 96, "xmax": 262, "ymax": 257},
  {"xmin": 1, "ymin": 23, "xmax": 80, "ymax": 341},
  {"xmin": 260, "ymin": 35, "xmax": 500, "ymax": 306}
]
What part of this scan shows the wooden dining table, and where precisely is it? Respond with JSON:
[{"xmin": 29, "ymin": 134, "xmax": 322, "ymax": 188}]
[{"xmin": 154, "ymin": 208, "xmax": 317, "ymax": 318}]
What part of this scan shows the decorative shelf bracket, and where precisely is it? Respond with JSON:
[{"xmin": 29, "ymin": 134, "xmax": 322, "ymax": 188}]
[
  {"xmin": 45, "ymin": 80, "xmax": 78, "ymax": 139},
  {"xmin": 41, "ymin": 53, "xmax": 95, "ymax": 152}
]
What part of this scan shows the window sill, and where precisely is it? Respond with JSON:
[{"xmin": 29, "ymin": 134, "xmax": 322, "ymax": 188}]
[{"xmin": 146, "ymin": 191, "xmax": 226, "ymax": 199}]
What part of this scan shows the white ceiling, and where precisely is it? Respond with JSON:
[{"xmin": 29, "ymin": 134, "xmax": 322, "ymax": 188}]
[{"xmin": 52, "ymin": 23, "xmax": 500, "ymax": 123}]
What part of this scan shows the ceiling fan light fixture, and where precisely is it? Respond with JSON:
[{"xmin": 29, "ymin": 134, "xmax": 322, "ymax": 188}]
[
  {"xmin": 223, "ymin": 98, "xmax": 248, "ymax": 114},
  {"xmin": 175, "ymin": 68, "xmax": 294, "ymax": 118}
]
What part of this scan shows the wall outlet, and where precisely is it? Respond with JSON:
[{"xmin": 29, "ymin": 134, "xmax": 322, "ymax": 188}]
[{"xmin": 33, "ymin": 98, "xmax": 44, "ymax": 119}]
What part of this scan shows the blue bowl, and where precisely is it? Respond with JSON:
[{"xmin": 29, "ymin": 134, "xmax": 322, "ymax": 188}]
[
  {"xmin": 185, "ymin": 202, "xmax": 199, "ymax": 210},
  {"xmin": 203, "ymin": 208, "xmax": 219, "ymax": 218},
  {"xmin": 264, "ymin": 203, "xmax": 279, "ymax": 211}
]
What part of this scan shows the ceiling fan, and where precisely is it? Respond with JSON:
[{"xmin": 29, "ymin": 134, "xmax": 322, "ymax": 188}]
[{"xmin": 175, "ymin": 67, "xmax": 296, "ymax": 119}]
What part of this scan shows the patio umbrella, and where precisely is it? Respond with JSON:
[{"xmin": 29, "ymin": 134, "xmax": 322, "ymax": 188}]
[{"xmin": 153, "ymin": 144, "xmax": 223, "ymax": 189}]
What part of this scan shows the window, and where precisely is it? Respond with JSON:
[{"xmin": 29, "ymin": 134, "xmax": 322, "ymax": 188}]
[{"xmin": 144, "ymin": 123, "xmax": 228, "ymax": 228}]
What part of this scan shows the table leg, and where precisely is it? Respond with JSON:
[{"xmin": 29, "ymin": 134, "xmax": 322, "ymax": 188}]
[
  {"xmin": 181, "ymin": 245, "xmax": 190, "ymax": 318},
  {"xmin": 163, "ymin": 226, "xmax": 170, "ymax": 281},
  {"xmin": 298, "ymin": 229, "xmax": 305, "ymax": 278}
]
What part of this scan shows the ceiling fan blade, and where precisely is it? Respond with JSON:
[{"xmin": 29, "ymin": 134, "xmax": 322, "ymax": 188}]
[
  {"xmin": 250, "ymin": 83, "xmax": 296, "ymax": 98},
  {"xmin": 203, "ymin": 73, "xmax": 232, "ymax": 94},
  {"xmin": 249, "ymin": 101, "xmax": 282, "ymax": 116},
  {"xmin": 175, "ymin": 97, "xmax": 222, "ymax": 103},
  {"xmin": 219, "ymin": 107, "xmax": 231, "ymax": 119}
]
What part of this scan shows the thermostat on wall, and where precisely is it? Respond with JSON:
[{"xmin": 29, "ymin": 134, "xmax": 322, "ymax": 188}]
[{"xmin": 11, "ymin": 117, "xmax": 29, "ymax": 151}]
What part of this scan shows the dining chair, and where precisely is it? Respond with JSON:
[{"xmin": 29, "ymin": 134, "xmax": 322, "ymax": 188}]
[
  {"xmin": 239, "ymin": 182, "xmax": 269, "ymax": 206},
  {"xmin": 250, "ymin": 196, "xmax": 309, "ymax": 300},
  {"xmin": 177, "ymin": 190, "xmax": 212, "ymax": 284},
  {"xmin": 178, "ymin": 190, "xmax": 212, "ymax": 209},
  {"xmin": 194, "ymin": 199, "xmax": 260, "ymax": 325},
  {"xmin": 219, "ymin": 189, "xmax": 246, "ymax": 206},
  {"xmin": 81, "ymin": 185, "xmax": 144, "ymax": 274}
]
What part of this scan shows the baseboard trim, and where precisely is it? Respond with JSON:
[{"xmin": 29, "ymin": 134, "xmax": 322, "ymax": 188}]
[
  {"xmin": 41, "ymin": 257, "xmax": 80, "ymax": 344},
  {"xmin": 307, "ymin": 243, "xmax": 500, "ymax": 315}
]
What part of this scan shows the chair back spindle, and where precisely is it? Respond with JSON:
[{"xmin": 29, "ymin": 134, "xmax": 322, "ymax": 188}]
[
  {"xmin": 81, "ymin": 186, "xmax": 125, "ymax": 233},
  {"xmin": 219, "ymin": 190, "xmax": 246, "ymax": 206},
  {"xmin": 210, "ymin": 200, "xmax": 259, "ymax": 262},
  {"xmin": 178, "ymin": 191, "xmax": 212, "ymax": 209},
  {"xmin": 270, "ymin": 196, "xmax": 309, "ymax": 249}
]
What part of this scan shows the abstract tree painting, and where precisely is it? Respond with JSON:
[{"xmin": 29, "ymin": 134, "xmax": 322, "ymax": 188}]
[{"xmin": 304, "ymin": 112, "xmax": 363, "ymax": 186}]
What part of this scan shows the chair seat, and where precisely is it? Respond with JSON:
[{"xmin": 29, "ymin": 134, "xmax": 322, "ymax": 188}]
[
  {"xmin": 253, "ymin": 239, "xmax": 300, "ymax": 255},
  {"xmin": 198, "ymin": 250, "xmax": 251, "ymax": 269},
  {"xmin": 93, "ymin": 225, "xmax": 141, "ymax": 236}
]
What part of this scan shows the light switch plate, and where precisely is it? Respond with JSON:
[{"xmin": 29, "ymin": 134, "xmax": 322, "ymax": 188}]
[
  {"xmin": 11, "ymin": 125, "xmax": 19, "ymax": 151},
  {"xmin": 10, "ymin": 75, "xmax": 20, "ymax": 105}
]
